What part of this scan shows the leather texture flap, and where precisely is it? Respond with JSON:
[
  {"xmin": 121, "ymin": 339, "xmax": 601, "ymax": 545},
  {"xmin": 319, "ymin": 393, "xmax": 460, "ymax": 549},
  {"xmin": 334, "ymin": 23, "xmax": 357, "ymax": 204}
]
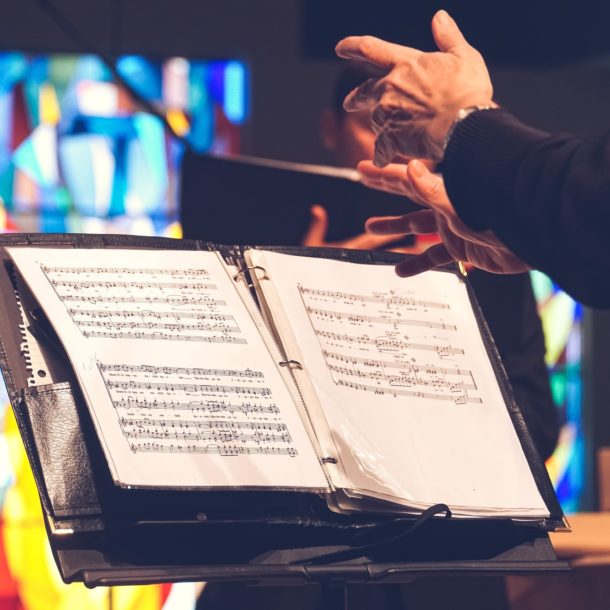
[{"xmin": 22, "ymin": 382, "xmax": 102, "ymax": 518}]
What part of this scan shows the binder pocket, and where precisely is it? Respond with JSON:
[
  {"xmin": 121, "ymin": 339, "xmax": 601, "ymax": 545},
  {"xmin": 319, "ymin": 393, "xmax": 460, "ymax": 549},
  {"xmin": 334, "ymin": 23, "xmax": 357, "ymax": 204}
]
[
  {"xmin": 15, "ymin": 383, "xmax": 360, "ymax": 534},
  {"xmin": 18, "ymin": 382, "xmax": 103, "ymax": 521}
]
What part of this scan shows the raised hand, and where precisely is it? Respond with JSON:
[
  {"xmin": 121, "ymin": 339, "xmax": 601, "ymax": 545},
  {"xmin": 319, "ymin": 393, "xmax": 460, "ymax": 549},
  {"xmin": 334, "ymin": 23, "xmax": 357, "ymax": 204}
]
[
  {"xmin": 364, "ymin": 160, "xmax": 531, "ymax": 276},
  {"xmin": 335, "ymin": 10, "xmax": 494, "ymax": 165},
  {"xmin": 302, "ymin": 204, "xmax": 404, "ymax": 250}
]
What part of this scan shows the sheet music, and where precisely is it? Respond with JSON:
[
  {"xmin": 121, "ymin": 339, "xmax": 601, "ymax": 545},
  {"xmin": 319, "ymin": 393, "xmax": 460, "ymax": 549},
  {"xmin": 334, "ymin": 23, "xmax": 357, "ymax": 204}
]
[
  {"xmin": 8, "ymin": 248, "xmax": 327, "ymax": 490},
  {"xmin": 299, "ymin": 287, "xmax": 481, "ymax": 406},
  {"xmin": 249, "ymin": 250, "xmax": 548, "ymax": 517}
]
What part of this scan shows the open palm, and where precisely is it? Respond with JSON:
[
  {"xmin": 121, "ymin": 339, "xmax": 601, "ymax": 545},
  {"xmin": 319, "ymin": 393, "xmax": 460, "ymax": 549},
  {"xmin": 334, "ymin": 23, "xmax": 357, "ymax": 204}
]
[{"xmin": 360, "ymin": 160, "xmax": 530, "ymax": 276}]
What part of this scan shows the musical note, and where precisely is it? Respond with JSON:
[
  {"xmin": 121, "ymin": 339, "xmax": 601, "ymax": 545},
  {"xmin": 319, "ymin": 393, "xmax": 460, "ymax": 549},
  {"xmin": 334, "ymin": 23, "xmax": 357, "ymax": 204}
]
[
  {"xmin": 298, "ymin": 286, "xmax": 449, "ymax": 310},
  {"xmin": 321, "ymin": 349, "xmax": 472, "ymax": 377},
  {"xmin": 305, "ymin": 305, "xmax": 457, "ymax": 331},
  {"xmin": 335, "ymin": 378, "xmax": 482, "ymax": 404},
  {"xmin": 113, "ymin": 398, "xmax": 280, "ymax": 416},
  {"xmin": 315, "ymin": 330, "xmax": 464, "ymax": 356},
  {"xmin": 100, "ymin": 364, "xmax": 265, "ymax": 378},
  {"xmin": 62, "ymin": 295, "xmax": 226, "ymax": 307},
  {"xmin": 42, "ymin": 266, "xmax": 211, "ymax": 277},
  {"xmin": 50, "ymin": 279, "xmax": 218, "ymax": 290},
  {"xmin": 78, "ymin": 320, "xmax": 239, "ymax": 333},
  {"xmin": 120, "ymin": 418, "xmax": 291, "ymax": 443},
  {"xmin": 81, "ymin": 330, "xmax": 247, "ymax": 343},
  {"xmin": 98, "ymin": 362, "xmax": 298, "ymax": 458},
  {"xmin": 106, "ymin": 380, "xmax": 273, "ymax": 395},
  {"xmin": 298, "ymin": 281, "xmax": 481, "ymax": 406},
  {"xmin": 70, "ymin": 310, "xmax": 235, "ymax": 322},
  {"xmin": 128, "ymin": 442, "xmax": 298, "ymax": 457},
  {"xmin": 11, "ymin": 247, "xmax": 327, "ymax": 489},
  {"xmin": 40, "ymin": 264, "xmax": 248, "ymax": 343}
]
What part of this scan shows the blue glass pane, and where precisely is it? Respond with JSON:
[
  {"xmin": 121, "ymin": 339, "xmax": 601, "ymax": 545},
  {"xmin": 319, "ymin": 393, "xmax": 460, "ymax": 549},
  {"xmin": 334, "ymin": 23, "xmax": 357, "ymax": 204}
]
[
  {"xmin": 0, "ymin": 53, "xmax": 27, "ymax": 94},
  {"xmin": 0, "ymin": 52, "xmax": 248, "ymax": 231},
  {"xmin": 223, "ymin": 61, "xmax": 248, "ymax": 124},
  {"xmin": 117, "ymin": 56, "xmax": 162, "ymax": 101}
]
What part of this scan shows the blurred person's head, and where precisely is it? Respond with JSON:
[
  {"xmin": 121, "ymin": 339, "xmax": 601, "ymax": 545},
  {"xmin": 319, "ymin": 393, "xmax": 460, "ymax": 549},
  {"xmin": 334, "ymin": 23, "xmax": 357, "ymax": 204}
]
[{"xmin": 320, "ymin": 65, "xmax": 377, "ymax": 169}]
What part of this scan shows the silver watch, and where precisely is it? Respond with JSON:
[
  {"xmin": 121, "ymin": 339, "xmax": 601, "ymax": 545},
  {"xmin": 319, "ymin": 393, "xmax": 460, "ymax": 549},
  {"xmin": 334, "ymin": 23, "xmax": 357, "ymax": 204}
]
[{"xmin": 442, "ymin": 105, "xmax": 495, "ymax": 152}]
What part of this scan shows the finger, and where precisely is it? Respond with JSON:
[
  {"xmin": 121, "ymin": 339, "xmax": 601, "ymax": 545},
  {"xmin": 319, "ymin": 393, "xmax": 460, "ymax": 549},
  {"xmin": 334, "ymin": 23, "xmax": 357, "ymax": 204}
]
[
  {"xmin": 358, "ymin": 161, "xmax": 410, "ymax": 197},
  {"xmin": 359, "ymin": 159, "xmax": 437, "ymax": 175},
  {"xmin": 431, "ymin": 10, "xmax": 472, "ymax": 58},
  {"xmin": 395, "ymin": 243, "xmax": 454, "ymax": 277},
  {"xmin": 370, "ymin": 104, "xmax": 390, "ymax": 135},
  {"xmin": 302, "ymin": 205, "xmax": 328, "ymax": 246},
  {"xmin": 335, "ymin": 35, "xmax": 417, "ymax": 69},
  {"xmin": 357, "ymin": 159, "xmax": 382, "ymax": 181},
  {"xmin": 361, "ymin": 178, "xmax": 412, "ymax": 199},
  {"xmin": 406, "ymin": 160, "xmax": 448, "ymax": 207},
  {"xmin": 343, "ymin": 77, "xmax": 383, "ymax": 112},
  {"xmin": 360, "ymin": 175, "xmax": 412, "ymax": 198},
  {"xmin": 366, "ymin": 210, "xmax": 437, "ymax": 235},
  {"xmin": 358, "ymin": 160, "xmax": 396, "ymax": 180},
  {"xmin": 373, "ymin": 130, "xmax": 396, "ymax": 167},
  {"xmin": 347, "ymin": 231, "xmax": 407, "ymax": 250}
]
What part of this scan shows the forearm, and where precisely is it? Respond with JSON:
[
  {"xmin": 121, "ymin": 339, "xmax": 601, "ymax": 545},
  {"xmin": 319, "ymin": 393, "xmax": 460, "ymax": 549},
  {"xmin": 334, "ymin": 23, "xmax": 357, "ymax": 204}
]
[{"xmin": 442, "ymin": 109, "xmax": 610, "ymax": 307}]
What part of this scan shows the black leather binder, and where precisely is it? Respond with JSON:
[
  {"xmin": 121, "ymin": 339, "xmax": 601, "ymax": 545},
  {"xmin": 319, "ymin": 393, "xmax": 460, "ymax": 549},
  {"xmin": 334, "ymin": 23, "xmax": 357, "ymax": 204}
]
[{"xmin": 0, "ymin": 233, "xmax": 569, "ymax": 587}]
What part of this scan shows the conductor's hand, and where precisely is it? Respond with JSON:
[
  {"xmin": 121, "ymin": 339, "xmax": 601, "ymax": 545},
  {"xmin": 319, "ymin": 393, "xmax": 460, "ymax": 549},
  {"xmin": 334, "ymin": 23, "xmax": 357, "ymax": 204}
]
[
  {"xmin": 364, "ymin": 160, "xmax": 531, "ymax": 276},
  {"xmin": 335, "ymin": 10, "xmax": 494, "ymax": 165},
  {"xmin": 357, "ymin": 159, "xmax": 437, "ymax": 204},
  {"xmin": 303, "ymin": 204, "xmax": 403, "ymax": 250}
]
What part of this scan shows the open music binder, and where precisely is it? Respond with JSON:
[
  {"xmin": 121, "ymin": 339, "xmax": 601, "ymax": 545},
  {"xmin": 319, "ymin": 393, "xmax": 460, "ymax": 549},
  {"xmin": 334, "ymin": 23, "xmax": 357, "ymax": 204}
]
[{"xmin": 0, "ymin": 233, "xmax": 568, "ymax": 587}]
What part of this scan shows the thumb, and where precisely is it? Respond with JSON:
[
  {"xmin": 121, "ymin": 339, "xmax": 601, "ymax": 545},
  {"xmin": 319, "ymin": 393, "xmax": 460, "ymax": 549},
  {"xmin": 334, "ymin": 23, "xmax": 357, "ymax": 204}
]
[
  {"xmin": 303, "ymin": 205, "xmax": 329, "ymax": 246},
  {"xmin": 431, "ymin": 10, "xmax": 471, "ymax": 56},
  {"xmin": 407, "ymin": 160, "xmax": 447, "ymax": 210}
]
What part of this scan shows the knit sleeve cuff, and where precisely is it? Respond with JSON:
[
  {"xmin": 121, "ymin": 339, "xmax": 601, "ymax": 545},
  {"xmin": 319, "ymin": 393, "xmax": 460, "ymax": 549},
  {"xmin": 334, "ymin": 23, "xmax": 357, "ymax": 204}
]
[{"xmin": 440, "ymin": 108, "xmax": 551, "ymax": 231}]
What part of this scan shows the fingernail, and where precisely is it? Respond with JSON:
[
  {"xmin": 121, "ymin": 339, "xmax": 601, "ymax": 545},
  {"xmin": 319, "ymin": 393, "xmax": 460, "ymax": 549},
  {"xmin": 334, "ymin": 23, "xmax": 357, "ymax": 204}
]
[
  {"xmin": 334, "ymin": 39, "xmax": 346, "ymax": 54},
  {"xmin": 436, "ymin": 10, "xmax": 451, "ymax": 25},
  {"xmin": 409, "ymin": 160, "xmax": 425, "ymax": 177},
  {"xmin": 395, "ymin": 264, "xmax": 409, "ymax": 278}
]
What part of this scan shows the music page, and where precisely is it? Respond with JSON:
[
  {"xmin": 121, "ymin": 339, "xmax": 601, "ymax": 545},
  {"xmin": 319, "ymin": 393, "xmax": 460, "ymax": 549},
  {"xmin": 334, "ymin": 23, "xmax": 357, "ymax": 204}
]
[
  {"xmin": 8, "ymin": 247, "xmax": 327, "ymax": 490},
  {"xmin": 248, "ymin": 250, "xmax": 548, "ymax": 517}
]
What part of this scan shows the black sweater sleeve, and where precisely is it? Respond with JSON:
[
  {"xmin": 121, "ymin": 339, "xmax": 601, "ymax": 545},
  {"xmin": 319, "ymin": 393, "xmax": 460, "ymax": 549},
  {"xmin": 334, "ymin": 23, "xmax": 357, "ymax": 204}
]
[{"xmin": 441, "ymin": 109, "xmax": 610, "ymax": 308}]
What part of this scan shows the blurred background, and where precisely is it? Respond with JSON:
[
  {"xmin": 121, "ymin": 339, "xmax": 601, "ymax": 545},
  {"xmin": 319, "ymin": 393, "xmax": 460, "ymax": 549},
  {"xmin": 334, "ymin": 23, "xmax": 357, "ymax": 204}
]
[{"xmin": 0, "ymin": 1, "xmax": 609, "ymax": 608}]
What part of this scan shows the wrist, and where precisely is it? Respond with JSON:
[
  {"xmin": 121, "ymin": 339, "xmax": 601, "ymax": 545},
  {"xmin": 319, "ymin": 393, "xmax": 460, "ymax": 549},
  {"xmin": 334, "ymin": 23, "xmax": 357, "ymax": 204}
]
[{"xmin": 442, "ymin": 103, "xmax": 498, "ymax": 154}]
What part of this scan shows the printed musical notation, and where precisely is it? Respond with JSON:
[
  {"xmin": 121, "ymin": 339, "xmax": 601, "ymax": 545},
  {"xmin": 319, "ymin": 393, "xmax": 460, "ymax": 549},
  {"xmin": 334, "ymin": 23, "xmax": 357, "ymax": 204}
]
[
  {"xmin": 100, "ymin": 364, "xmax": 265, "ymax": 378},
  {"xmin": 99, "ymin": 363, "xmax": 298, "ymax": 457},
  {"xmin": 64, "ymin": 295, "xmax": 226, "ymax": 307},
  {"xmin": 315, "ymin": 330, "xmax": 465, "ymax": 357},
  {"xmin": 298, "ymin": 284, "xmax": 482, "ymax": 406},
  {"xmin": 121, "ymin": 418, "xmax": 292, "ymax": 444},
  {"xmin": 40, "ymin": 264, "xmax": 245, "ymax": 343},
  {"xmin": 126, "ymin": 442, "xmax": 298, "ymax": 457},
  {"xmin": 113, "ymin": 398, "xmax": 281, "ymax": 416},
  {"xmin": 107, "ymin": 379, "xmax": 272, "ymax": 396},
  {"xmin": 9, "ymin": 247, "xmax": 331, "ymax": 488},
  {"xmin": 299, "ymin": 287, "xmax": 450, "ymax": 310},
  {"xmin": 306, "ymin": 305, "xmax": 457, "ymax": 331},
  {"xmin": 51, "ymin": 280, "xmax": 218, "ymax": 291},
  {"xmin": 42, "ymin": 266, "xmax": 211, "ymax": 276}
]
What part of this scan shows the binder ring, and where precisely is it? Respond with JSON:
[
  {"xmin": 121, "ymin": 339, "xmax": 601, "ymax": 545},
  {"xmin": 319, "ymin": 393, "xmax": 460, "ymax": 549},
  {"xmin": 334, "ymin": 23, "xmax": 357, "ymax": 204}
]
[
  {"xmin": 321, "ymin": 457, "xmax": 338, "ymax": 464},
  {"xmin": 233, "ymin": 266, "xmax": 269, "ymax": 284},
  {"xmin": 279, "ymin": 359, "xmax": 303, "ymax": 370}
]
